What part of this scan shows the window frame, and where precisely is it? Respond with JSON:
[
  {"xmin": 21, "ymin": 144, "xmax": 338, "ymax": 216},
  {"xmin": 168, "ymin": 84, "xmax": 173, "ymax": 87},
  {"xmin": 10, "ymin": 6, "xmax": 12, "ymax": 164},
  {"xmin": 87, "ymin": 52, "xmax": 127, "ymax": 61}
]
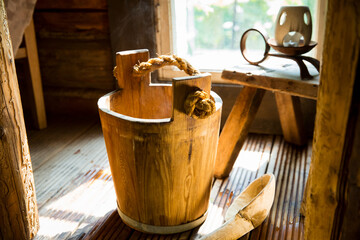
[{"xmin": 154, "ymin": 0, "xmax": 326, "ymax": 82}]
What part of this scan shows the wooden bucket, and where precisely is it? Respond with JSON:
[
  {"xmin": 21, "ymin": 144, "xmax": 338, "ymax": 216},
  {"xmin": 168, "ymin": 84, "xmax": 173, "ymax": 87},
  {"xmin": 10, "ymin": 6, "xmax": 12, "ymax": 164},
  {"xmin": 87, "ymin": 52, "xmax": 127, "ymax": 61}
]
[{"xmin": 98, "ymin": 49, "xmax": 222, "ymax": 234}]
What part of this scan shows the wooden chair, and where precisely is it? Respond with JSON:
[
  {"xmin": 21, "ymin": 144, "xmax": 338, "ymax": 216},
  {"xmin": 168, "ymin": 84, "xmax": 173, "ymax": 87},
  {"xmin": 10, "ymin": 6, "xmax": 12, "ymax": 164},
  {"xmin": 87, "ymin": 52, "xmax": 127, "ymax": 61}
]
[{"xmin": 15, "ymin": 19, "xmax": 47, "ymax": 129}]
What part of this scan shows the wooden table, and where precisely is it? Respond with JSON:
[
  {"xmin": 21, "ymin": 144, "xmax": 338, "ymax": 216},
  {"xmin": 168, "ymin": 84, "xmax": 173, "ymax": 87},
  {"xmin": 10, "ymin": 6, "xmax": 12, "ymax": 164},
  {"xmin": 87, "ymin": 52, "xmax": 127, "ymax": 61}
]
[{"xmin": 214, "ymin": 62, "xmax": 319, "ymax": 178}]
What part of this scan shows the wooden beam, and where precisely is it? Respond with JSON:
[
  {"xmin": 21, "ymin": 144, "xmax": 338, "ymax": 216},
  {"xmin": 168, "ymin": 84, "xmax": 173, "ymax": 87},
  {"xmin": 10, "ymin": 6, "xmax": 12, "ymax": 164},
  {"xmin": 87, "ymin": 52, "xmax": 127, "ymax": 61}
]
[
  {"xmin": 304, "ymin": 0, "xmax": 360, "ymax": 238},
  {"xmin": 0, "ymin": 0, "xmax": 39, "ymax": 239},
  {"xmin": 275, "ymin": 93, "xmax": 306, "ymax": 145},
  {"xmin": 214, "ymin": 87, "xmax": 265, "ymax": 178}
]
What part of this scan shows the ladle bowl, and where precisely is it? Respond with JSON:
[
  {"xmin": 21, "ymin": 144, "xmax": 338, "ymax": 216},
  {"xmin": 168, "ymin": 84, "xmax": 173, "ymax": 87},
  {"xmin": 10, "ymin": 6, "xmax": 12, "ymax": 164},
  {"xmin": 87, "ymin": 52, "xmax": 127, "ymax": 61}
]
[
  {"xmin": 201, "ymin": 174, "xmax": 276, "ymax": 240},
  {"xmin": 268, "ymin": 38, "xmax": 317, "ymax": 56}
]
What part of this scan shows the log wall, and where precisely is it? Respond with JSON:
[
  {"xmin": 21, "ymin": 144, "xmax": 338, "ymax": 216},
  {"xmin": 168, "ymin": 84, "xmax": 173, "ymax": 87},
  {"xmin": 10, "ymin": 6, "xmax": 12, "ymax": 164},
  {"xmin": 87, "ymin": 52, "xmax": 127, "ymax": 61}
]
[{"xmin": 32, "ymin": 0, "xmax": 114, "ymax": 115}]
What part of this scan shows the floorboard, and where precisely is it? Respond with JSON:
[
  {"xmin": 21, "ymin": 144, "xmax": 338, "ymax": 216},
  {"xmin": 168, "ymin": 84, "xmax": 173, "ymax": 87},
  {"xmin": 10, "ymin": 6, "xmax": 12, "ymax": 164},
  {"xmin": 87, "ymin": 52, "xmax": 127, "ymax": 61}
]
[
  {"xmin": 28, "ymin": 115, "xmax": 97, "ymax": 171},
  {"xmin": 28, "ymin": 116, "xmax": 310, "ymax": 240}
]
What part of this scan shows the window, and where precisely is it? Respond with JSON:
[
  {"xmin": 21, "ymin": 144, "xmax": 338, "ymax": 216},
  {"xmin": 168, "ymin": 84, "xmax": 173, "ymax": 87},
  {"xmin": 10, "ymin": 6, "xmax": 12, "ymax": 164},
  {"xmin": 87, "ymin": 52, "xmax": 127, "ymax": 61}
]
[{"xmin": 155, "ymin": 0, "xmax": 324, "ymax": 82}]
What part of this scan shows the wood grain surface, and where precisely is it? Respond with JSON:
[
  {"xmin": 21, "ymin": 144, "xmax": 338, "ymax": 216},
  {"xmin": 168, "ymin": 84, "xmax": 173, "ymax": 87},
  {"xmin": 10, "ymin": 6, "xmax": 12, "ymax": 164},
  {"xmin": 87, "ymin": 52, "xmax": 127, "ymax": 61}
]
[
  {"xmin": 32, "ymin": 0, "xmax": 114, "ymax": 116},
  {"xmin": 303, "ymin": 0, "xmax": 360, "ymax": 238},
  {"xmin": 99, "ymin": 50, "xmax": 222, "ymax": 232},
  {"xmin": 34, "ymin": 12, "xmax": 110, "ymax": 41},
  {"xmin": 0, "ymin": 0, "xmax": 39, "ymax": 238},
  {"xmin": 221, "ymin": 63, "xmax": 319, "ymax": 100}
]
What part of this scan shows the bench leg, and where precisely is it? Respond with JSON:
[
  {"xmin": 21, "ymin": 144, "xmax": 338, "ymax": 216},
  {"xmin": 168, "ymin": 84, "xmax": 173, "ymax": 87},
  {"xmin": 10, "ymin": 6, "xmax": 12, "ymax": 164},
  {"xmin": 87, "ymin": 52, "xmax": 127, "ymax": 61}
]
[
  {"xmin": 214, "ymin": 87, "xmax": 265, "ymax": 179},
  {"xmin": 275, "ymin": 93, "xmax": 306, "ymax": 145}
]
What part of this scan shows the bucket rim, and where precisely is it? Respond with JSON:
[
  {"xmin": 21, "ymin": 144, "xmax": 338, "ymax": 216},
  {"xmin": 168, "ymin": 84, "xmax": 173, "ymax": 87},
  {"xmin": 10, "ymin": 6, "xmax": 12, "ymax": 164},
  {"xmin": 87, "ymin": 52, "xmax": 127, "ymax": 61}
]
[{"xmin": 98, "ymin": 90, "xmax": 222, "ymax": 124}]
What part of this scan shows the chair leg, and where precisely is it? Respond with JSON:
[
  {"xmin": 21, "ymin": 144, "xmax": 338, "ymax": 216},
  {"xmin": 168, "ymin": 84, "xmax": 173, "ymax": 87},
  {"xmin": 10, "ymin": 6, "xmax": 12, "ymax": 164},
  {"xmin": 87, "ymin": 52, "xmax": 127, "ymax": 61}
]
[{"xmin": 24, "ymin": 19, "xmax": 47, "ymax": 129}]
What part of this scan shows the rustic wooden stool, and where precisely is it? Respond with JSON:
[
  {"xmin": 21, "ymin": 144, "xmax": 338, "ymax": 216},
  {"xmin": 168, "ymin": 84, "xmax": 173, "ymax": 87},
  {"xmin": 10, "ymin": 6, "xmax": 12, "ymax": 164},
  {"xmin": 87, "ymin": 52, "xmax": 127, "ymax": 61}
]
[{"xmin": 214, "ymin": 62, "xmax": 319, "ymax": 178}]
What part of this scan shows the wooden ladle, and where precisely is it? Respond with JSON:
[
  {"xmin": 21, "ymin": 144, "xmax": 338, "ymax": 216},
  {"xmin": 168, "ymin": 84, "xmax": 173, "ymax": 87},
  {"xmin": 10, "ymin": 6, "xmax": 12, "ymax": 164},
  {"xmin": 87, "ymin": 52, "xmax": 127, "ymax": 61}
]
[
  {"xmin": 240, "ymin": 28, "xmax": 319, "ymax": 79},
  {"xmin": 201, "ymin": 174, "xmax": 276, "ymax": 240}
]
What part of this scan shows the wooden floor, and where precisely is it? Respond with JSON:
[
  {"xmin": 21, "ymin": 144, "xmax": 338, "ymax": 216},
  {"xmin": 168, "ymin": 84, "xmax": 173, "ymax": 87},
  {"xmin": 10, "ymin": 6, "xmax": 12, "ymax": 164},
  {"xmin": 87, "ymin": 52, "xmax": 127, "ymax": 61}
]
[{"xmin": 28, "ymin": 116, "xmax": 311, "ymax": 240}]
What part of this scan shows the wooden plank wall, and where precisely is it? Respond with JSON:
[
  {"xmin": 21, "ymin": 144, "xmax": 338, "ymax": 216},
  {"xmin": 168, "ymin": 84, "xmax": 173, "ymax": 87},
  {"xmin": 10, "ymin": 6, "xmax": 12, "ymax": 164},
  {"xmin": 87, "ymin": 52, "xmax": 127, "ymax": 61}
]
[{"xmin": 32, "ymin": 0, "xmax": 115, "ymax": 115}]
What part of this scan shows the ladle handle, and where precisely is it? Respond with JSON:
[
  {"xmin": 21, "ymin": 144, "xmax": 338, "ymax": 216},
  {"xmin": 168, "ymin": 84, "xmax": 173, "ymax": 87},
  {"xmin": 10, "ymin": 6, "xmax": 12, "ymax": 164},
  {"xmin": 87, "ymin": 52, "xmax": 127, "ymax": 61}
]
[
  {"xmin": 240, "ymin": 28, "xmax": 270, "ymax": 65},
  {"xmin": 200, "ymin": 214, "xmax": 254, "ymax": 240}
]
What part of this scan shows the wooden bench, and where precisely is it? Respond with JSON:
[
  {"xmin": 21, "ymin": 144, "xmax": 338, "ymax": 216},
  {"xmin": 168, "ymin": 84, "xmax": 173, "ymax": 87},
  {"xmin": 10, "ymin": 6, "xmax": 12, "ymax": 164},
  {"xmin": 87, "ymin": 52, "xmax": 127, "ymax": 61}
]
[{"xmin": 214, "ymin": 62, "xmax": 319, "ymax": 178}]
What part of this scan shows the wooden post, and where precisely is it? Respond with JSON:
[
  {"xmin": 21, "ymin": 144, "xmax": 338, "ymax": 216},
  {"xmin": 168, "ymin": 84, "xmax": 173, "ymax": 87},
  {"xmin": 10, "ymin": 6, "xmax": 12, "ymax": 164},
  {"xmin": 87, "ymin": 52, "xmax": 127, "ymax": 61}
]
[
  {"xmin": 303, "ymin": 0, "xmax": 360, "ymax": 238},
  {"xmin": 0, "ymin": 0, "xmax": 39, "ymax": 239}
]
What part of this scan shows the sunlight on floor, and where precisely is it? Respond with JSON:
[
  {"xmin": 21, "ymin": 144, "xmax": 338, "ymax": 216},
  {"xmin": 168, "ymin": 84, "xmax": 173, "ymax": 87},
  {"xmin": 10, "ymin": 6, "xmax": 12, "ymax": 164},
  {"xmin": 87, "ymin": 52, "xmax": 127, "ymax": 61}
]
[
  {"xmin": 234, "ymin": 149, "xmax": 270, "ymax": 172},
  {"xmin": 197, "ymin": 202, "xmax": 226, "ymax": 236},
  {"xmin": 35, "ymin": 217, "xmax": 79, "ymax": 239},
  {"xmin": 35, "ymin": 167, "xmax": 116, "ymax": 239}
]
